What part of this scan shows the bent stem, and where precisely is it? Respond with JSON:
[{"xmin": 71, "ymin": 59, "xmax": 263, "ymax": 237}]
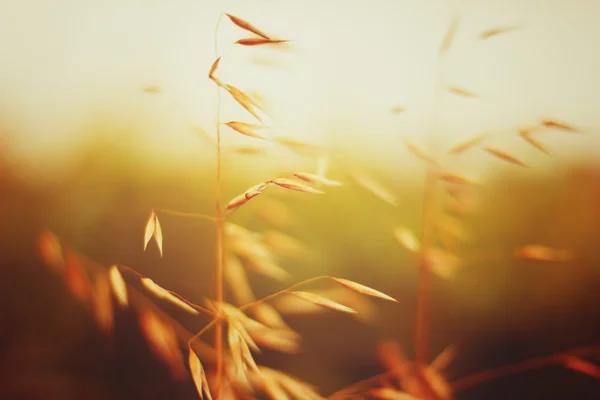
[
  {"xmin": 240, "ymin": 275, "xmax": 331, "ymax": 311},
  {"xmin": 154, "ymin": 208, "xmax": 218, "ymax": 222}
]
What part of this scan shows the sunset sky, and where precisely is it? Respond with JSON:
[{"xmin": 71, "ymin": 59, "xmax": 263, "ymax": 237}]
[{"xmin": 1, "ymin": 0, "xmax": 598, "ymax": 180}]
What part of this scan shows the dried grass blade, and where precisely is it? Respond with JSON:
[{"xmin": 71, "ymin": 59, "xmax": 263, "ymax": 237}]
[
  {"xmin": 92, "ymin": 271, "xmax": 114, "ymax": 334},
  {"xmin": 139, "ymin": 309, "xmax": 186, "ymax": 380},
  {"xmin": 519, "ymin": 132, "xmax": 552, "ymax": 156},
  {"xmin": 235, "ymin": 38, "xmax": 289, "ymax": 46},
  {"xmin": 478, "ymin": 26, "xmax": 520, "ymax": 40},
  {"xmin": 144, "ymin": 212, "xmax": 156, "ymax": 251},
  {"xmin": 351, "ymin": 172, "xmax": 398, "ymax": 206},
  {"xmin": 540, "ymin": 119, "xmax": 580, "ymax": 133},
  {"xmin": 208, "ymin": 56, "xmax": 221, "ymax": 80},
  {"xmin": 448, "ymin": 134, "xmax": 487, "ymax": 154},
  {"xmin": 288, "ymin": 291, "xmax": 356, "ymax": 314},
  {"xmin": 483, "ymin": 147, "xmax": 528, "ymax": 167},
  {"xmin": 393, "ymin": 227, "xmax": 420, "ymax": 252},
  {"xmin": 225, "ymin": 121, "xmax": 268, "ymax": 140},
  {"xmin": 331, "ymin": 278, "xmax": 397, "ymax": 302},
  {"xmin": 225, "ymin": 14, "xmax": 270, "ymax": 39},
  {"xmin": 293, "ymin": 172, "xmax": 342, "ymax": 187},
  {"xmin": 404, "ymin": 141, "xmax": 440, "ymax": 167},
  {"xmin": 440, "ymin": 17, "xmax": 459, "ymax": 53},
  {"xmin": 226, "ymin": 85, "xmax": 264, "ymax": 123},
  {"xmin": 188, "ymin": 346, "xmax": 209, "ymax": 400},
  {"xmin": 272, "ymin": 177, "xmax": 324, "ymax": 194},
  {"xmin": 141, "ymin": 277, "xmax": 199, "ymax": 315},
  {"xmin": 513, "ymin": 245, "xmax": 573, "ymax": 262},
  {"xmin": 109, "ymin": 265, "xmax": 128, "ymax": 307},
  {"xmin": 38, "ymin": 230, "xmax": 64, "ymax": 273},
  {"xmin": 154, "ymin": 214, "xmax": 163, "ymax": 257},
  {"xmin": 564, "ymin": 357, "xmax": 600, "ymax": 380},
  {"xmin": 226, "ymin": 181, "xmax": 273, "ymax": 210},
  {"xmin": 447, "ymin": 86, "xmax": 478, "ymax": 98}
]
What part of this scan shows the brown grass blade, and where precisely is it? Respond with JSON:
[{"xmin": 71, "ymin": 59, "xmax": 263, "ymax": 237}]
[
  {"xmin": 225, "ymin": 13, "xmax": 270, "ymax": 39},
  {"xmin": 440, "ymin": 17, "xmax": 459, "ymax": 53},
  {"xmin": 351, "ymin": 172, "xmax": 398, "ymax": 206},
  {"xmin": 109, "ymin": 265, "xmax": 128, "ymax": 307},
  {"xmin": 393, "ymin": 227, "xmax": 420, "ymax": 253},
  {"xmin": 564, "ymin": 357, "xmax": 600, "ymax": 380},
  {"xmin": 447, "ymin": 86, "xmax": 478, "ymax": 98},
  {"xmin": 404, "ymin": 141, "xmax": 440, "ymax": 167},
  {"xmin": 331, "ymin": 278, "xmax": 397, "ymax": 302},
  {"xmin": 235, "ymin": 38, "xmax": 289, "ymax": 46},
  {"xmin": 513, "ymin": 245, "xmax": 573, "ymax": 262},
  {"xmin": 288, "ymin": 291, "xmax": 356, "ymax": 314},
  {"xmin": 540, "ymin": 118, "xmax": 580, "ymax": 133},
  {"xmin": 64, "ymin": 250, "xmax": 93, "ymax": 305},
  {"xmin": 438, "ymin": 173, "xmax": 475, "ymax": 185},
  {"xmin": 478, "ymin": 26, "xmax": 521, "ymax": 40},
  {"xmin": 431, "ymin": 345, "xmax": 457, "ymax": 371},
  {"xmin": 38, "ymin": 230, "xmax": 64, "ymax": 273},
  {"xmin": 448, "ymin": 134, "xmax": 487, "ymax": 154},
  {"xmin": 225, "ymin": 121, "xmax": 268, "ymax": 140},
  {"xmin": 483, "ymin": 147, "xmax": 528, "ymax": 167},
  {"xmin": 225, "ymin": 85, "xmax": 264, "ymax": 123},
  {"xmin": 293, "ymin": 172, "xmax": 342, "ymax": 187},
  {"xmin": 139, "ymin": 309, "xmax": 186, "ymax": 380},
  {"xmin": 518, "ymin": 132, "xmax": 552, "ymax": 156},
  {"xmin": 91, "ymin": 271, "xmax": 114, "ymax": 334},
  {"xmin": 272, "ymin": 177, "xmax": 324, "ymax": 194},
  {"xmin": 208, "ymin": 56, "xmax": 221, "ymax": 81},
  {"xmin": 141, "ymin": 277, "xmax": 199, "ymax": 315}
]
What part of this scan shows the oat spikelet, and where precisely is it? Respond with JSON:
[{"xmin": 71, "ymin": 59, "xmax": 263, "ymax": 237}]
[
  {"xmin": 109, "ymin": 265, "xmax": 128, "ymax": 307},
  {"xmin": 288, "ymin": 291, "xmax": 356, "ymax": 314},
  {"xmin": 272, "ymin": 177, "xmax": 324, "ymax": 194},
  {"xmin": 431, "ymin": 345, "xmax": 457, "ymax": 371},
  {"xmin": 514, "ymin": 245, "xmax": 573, "ymax": 262},
  {"xmin": 141, "ymin": 277, "xmax": 199, "ymax": 315},
  {"xmin": 448, "ymin": 134, "xmax": 487, "ymax": 154},
  {"xmin": 351, "ymin": 172, "xmax": 398, "ymax": 206},
  {"xmin": 235, "ymin": 38, "xmax": 289, "ymax": 46},
  {"xmin": 426, "ymin": 248, "xmax": 462, "ymax": 280},
  {"xmin": 225, "ymin": 13, "xmax": 270, "ymax": 39},
  {"xmin": 225, "ymin": 121, "xmax": 268, "ymax": 140},
  {"xmin": 393, "ymin": 227, "xmax": 420, "ymax": 252},
  {"xmin": 331, "ymin": 278, "xmax": 397, "ymax": 302},
  {"xmin": 440, "ymin": 17, "xmax": 459, "ymax": 53},
  {"xmin": 564, "ymin": 357, "xmax": 600, "ymax": 380},
  {"xmin": 208, "ymin": 57, "xmax": 221, "ymax": 80},
  {"xmin": 293, "ymin": 172, "xmax": 342, "ymax": 187},
  {"xmin": 226, "ymin": 85, "xmax": 264, "ymax": 123},
  {"xmin": 447, "ymin": 86, "xmax": 478, "ymax": 98},
  {"xmin": 483, "ymin": 147, "xmax": 528, "ymax": 167},
  {"xmin": 139, "ymin": 309, "xmax": 186, "ymax": 380},
  {"xmin": 64, "ymin": 251, "xmax": 93, "ymax": 304},
  {"xmin": 144, "ymin": 211, "xmax": 163, "ymax": 257},
  {"xmin": 478, "ymin": 26, "xmax": 521, "ymax": 40},
  {"xmin": 226, "ymin": 181, "xmax": 274, "ymax": 210},
  {"xmin": 404, "ymin": 141, "xmax": 440, "ymax": 167},
  {"xmin": 189, "ymin": 345, "xmax": 212, "ymax": 400}
]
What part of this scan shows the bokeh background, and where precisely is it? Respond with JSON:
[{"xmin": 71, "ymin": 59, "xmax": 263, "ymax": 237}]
[{"xmin": 1, "ymin": 0, "xmax": 600, "ymax": 399}]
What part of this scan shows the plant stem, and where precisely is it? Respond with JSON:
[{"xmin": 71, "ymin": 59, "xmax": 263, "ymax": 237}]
[
  {"xmin": 213, "ymin": 12, "xmax": 225, "ymax": 398},
  {"xmin": 154, "ymin": 208, "xmax": 217, "ymax": 222},
  {"xmin": 239, "ymin": 275, "xmax": 330, "ymax": 311}
]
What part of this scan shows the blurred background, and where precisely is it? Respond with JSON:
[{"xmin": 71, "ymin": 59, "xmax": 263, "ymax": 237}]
[{"xmin": 1, "ymin": 0, "xmax": 600, "ymax": 399}]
